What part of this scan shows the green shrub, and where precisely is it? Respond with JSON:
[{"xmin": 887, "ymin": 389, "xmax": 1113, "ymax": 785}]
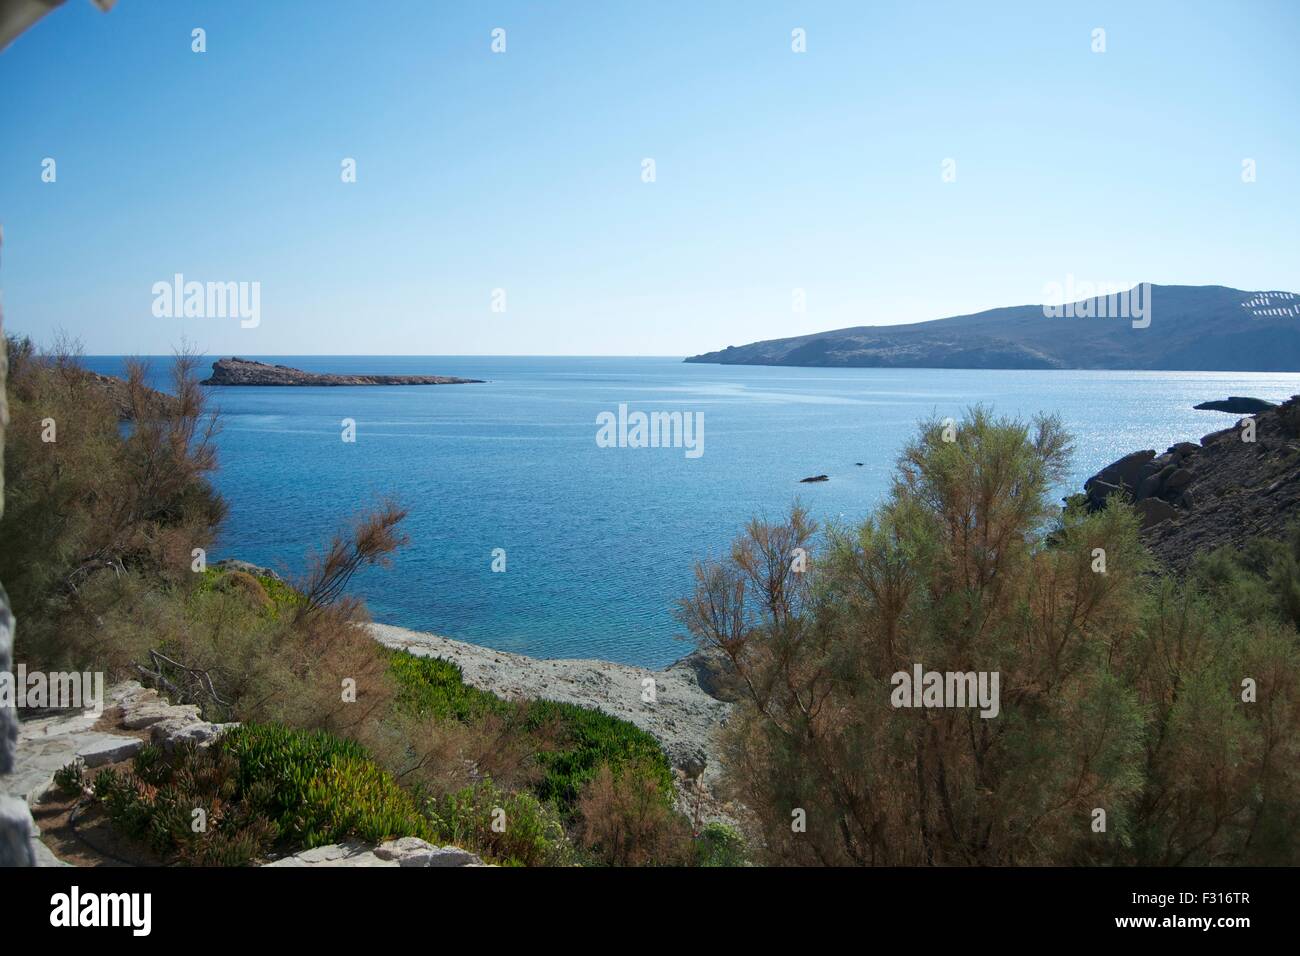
[
  {"xmin": 574, "ymin": 762, "xmax": 693, "ymax": 866},
  {"xmin": 388, "ymin": 652, "xmax": 510, "ymax": 722},
  {"xmin": 694, "ymin": 822, "xmax": 748, "ymax": 867},
  {"xmin": 88, "ymin": 723, "xmax": 435, "ymax": 864},
  {"xmin": 1189, "ymin": 521, "xmax": 1300, "ymax": 631},
  {"xmin": 427, "ymin": 780, "xmax": 571, "ymax": 867},
  {"xmin": 53, "ymin": 760, "xmax": 87, "ymax": 798},
  {"xmin": 522, "ymin": 699, "xmax": 674, "ymax": 816},
  {"xmin": 90, "ymin": 743, "xmax": 279, "ymax": 865},
  {"xmin": 219, "ymin": 723, "xmax": 432, "ymax": 848},
  {"xmin": 1, "ymin": 339, "xmax": 225, "ymax": 673},
  {"xmin": 678, "ymin": 408, "xmax": 1300, "ymax": 866}
]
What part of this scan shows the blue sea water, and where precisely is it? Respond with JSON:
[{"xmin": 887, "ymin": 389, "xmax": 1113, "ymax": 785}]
[{"xmin": 81, "ymin": 356, "xmax": 1300, "ymax": 668}]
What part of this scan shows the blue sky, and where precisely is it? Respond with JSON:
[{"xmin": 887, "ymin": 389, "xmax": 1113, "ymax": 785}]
[{"xmin": 1, "ymin": 0, "xmax": 1297, "ymax": 355}]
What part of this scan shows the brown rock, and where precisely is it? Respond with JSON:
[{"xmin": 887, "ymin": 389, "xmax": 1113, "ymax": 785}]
[
  {"xmin": 1164, "ymin": 468, "xmax": 1194, "ymax": 493},
  {"xmin": 1135, "ymin": 498, "xmax": 1179, "ymax": 528}
]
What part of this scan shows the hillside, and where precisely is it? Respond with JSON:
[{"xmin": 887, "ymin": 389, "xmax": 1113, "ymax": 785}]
[{"xmin": 686, "ymin": 285, "xmax": 1300, "ymax": 370}]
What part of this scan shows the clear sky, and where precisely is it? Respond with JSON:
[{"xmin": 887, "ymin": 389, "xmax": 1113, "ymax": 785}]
[{"xmin": 1, "ymin": 0, "xmax": 1297, "ymax": 356}]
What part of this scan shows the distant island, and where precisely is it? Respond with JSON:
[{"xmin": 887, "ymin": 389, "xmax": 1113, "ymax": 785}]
[
  {"xmin": 685, "ymin": 284, "xmax": 1300, "ymax": 371},
  {"xmin": 201, "ymin": 357, "xmax": 484, "ymax": 386}
]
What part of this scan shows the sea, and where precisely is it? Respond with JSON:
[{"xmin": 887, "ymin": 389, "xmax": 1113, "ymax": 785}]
[{"xmin": 81, "ymin": 356, "xmax": 1300, "ymax": 668}]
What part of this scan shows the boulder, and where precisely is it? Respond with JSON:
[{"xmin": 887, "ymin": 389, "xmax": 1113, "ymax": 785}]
[
  {"xmin": 1137, "ymin": 466, "xmax": 1175, "ymax": 501},
  {"xmin": 1164, "ymin": 468, "xmax": 1194, "ymax": 494},
  {"xmin": 1085, "ymin": 449, "xmax": 1157, "ymax": 498},
  {"xmin": 122, "ymin": 701, "xmax": 200, "ymax": 730},
  {"xmin": 670, "ymin": 646, "xmax": 742, "ymax": 702},
  {"xmin": 374, "ymin": 837, "xmax": 483, "ymax": 867},
  {"xmin": 149, "ymin": 717, "xmax": 233, "ymax": 752},
  {"xmin": 212, "ymin": 559, "xmax": 283, "ymax": 582},
  {"xmin": 1085, "ymin": 478, "xmax": 1123, "ymax": 510},
  {"xmin": 1135, "ymin": 498, "xmax": 1179, "ymax": 528}
]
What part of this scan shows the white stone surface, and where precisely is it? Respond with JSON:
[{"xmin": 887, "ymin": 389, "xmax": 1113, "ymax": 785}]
[{"xmin": 265, "ymin": 837, "xmax": 485, "ymax": 868}]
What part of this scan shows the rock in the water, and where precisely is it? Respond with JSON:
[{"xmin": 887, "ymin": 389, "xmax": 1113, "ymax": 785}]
[
  {"xmin": 799, "ymin": 474, "xmax": 830, "ymax": 483},
  {"xmin": 1194, "ymin": 396, "xmax": 1277, "ymax": 414}
]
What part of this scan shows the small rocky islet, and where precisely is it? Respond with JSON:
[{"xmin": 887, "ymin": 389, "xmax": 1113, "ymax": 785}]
[{"xmin": 200, "ymin": 357, "xmax": 483, "ymax": 387}]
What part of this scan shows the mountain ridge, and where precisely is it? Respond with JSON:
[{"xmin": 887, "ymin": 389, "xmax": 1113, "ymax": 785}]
[{"xmin": 685, "ymin": 284, "xmax": 1300, "ymax": 371}]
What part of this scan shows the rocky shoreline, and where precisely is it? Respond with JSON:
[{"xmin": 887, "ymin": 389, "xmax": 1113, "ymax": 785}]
[
  {"xmin": 365, "ymin": 623, "xmax": 737, "ymax": 823},
  {"xmin": 201, "ymin": 357, "xmax": 483, "ymax": 386},
  {"xmin": 1081, "ymin": 393, "xmax": 1300, "ymax": 572}
]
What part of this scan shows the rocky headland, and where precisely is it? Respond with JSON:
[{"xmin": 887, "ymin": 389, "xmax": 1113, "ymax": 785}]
[
  {"xmin": 1080, "ymin": 394, "xmax": 1300, "ymax": 572},
  {"xmin": 201, "ymin": 357, "xmax": 483, "ymax": 387}
]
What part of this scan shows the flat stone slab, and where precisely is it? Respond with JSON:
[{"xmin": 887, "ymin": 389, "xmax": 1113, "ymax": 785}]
[
  {"xmin": 264, "ymin": 838, "xmax": 485, "ymax": 868},
  {"xmin": 78, "ymin": 734, "xmax": 144, "ymax": 768},
  {"xmin": 5, "ymin": 713, "xmax": 120, "ymax": 805},
  {"xmin": 264, "ymin": 841, "xmax": 397, "ymax": 867}
]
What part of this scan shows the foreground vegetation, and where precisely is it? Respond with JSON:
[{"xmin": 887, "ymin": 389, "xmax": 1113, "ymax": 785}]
[
  {"xmin": 678, "ymin": 408, "xmax": 1300, "ymax": 865},
  {"xmin": 5, "ymin": 338, "xmax": 733, "ymax": 866}
]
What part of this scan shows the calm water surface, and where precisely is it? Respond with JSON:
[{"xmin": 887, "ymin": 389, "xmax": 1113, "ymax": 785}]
[{"xmin": 83, "ymin": 356, "xmax": 1300, "ymax": 667}]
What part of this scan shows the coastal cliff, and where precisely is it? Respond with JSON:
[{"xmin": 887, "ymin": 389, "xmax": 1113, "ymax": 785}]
[{"xmin": 201, "ymin": 357, "xmax": 483, "ymax": 386}]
